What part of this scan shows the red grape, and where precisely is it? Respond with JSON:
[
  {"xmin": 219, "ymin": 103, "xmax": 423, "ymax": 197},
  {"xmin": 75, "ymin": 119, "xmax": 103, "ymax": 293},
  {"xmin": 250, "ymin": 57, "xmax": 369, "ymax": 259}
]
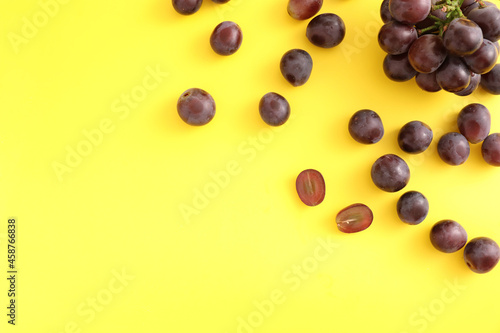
[
  {"xmin": 296, "ymin": 169, "xmax": 325, "ymax": 206},
  {"xmin": 336, "ymin": 203, "xmax": 373, "ymax": 233}
]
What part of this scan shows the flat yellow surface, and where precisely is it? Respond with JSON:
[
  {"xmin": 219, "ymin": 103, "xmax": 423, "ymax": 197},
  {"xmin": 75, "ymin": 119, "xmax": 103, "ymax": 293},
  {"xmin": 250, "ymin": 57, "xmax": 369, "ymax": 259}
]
[{"xmin": 1, "ymin": 1, "xmax": 500, "ymax": 332}]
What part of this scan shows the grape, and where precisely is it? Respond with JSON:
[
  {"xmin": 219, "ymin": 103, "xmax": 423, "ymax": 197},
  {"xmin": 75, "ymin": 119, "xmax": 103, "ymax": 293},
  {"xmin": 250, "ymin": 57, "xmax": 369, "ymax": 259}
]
[
  {"xmin": 416, "ymin": 2, "xmax": 447, "ymax": 30},
  {"xmin": 212, "ymin": 0, "xmax": 230, "ymax": 3},
  {"xmin": 210, "ymin": 21, "xmax": 243, "ymax": 56},
  {"xmin": 287, "ymin": 0, "xmax": 322, "ymax": 20},
  {"xmin": 397, "ymin": 191, "xmax": 429, "ymax": 225},
  {"xmin": 378, "ymin": 21, "xmax": 417, "ymax": 55},
  {"xmin": 380, "ymin": 0, "xmax": 392, "ymax": 23},
  {"xmin": 463, "ymin": 39, "xmax": 499, "ymax": 74},
  {"xmin": 437, "ymin": 132, "xmax": 470, "ymax": 165},
  {"xmin": 389, "ymin": 0, "xmax": 431, "ymax": 25},
  {"xmin": 464, "ymin": 237, "xmax": 500, "ymax": 273},
  {"xmin": 457, "ymin": 103, "xmax": 491, "ymax": 144},
  {"xmin": 306, "ymin": 13, "xmax": 346, "ymax": 48},
  {"xmin": 259, "ymin": 92, "xmax": 290, "ymax": 126},
  {"xmin": 408, "ymin": 34, "xmax": 447, "ymax": 73},
  {"xmin": 336, "ymin": 203, "xmax": 373, "ymax": 233},
  {"xmin": 383, "ymin": 53, "xmax": 417, "ymax": 82},
  {"xmin": 172, "ymin": 0, "xmax": 202, "ymax": 15},
  {"xmin": 398, "ymin": 121, "xmax": 433, "ymax": 153},
  {"xmin": 280, "ymin": 49, "xmax": 313, "ymax": 87},
  {"xmin": 480, "ymin": 63, "xmax": 500, "ymax": 94},
  {"xmin": 455, "ymin": 72, "xmax": 481, "ymax": 96},
  {"xmin": 467, "ymin": 5, "xmax": 500, "ymax": 42},
  {"xmin": 481, "ymin": 133, "xmax": 500, "ymax": 166},
  {"xmin": 429, "ymin": 220, "xmax": 467, "ymax": 253},
  {"xmin": 296, "ymin": 169, "xmax": 325, "ymax": 206},
  {"xmin": 177, "ymin": 88, "xmax": 216, "ymax": 126},
  {"xmin": 436, "ymin": 56, "xmax": 471, "ymax": 92},
  {"xmin": 348, "ymin": 109, "xmax": 384, "ymax": 144},
  {"xmin": 371, "ymin": 154, "xmax": 410, "ymax": 192},
  {"xmin": 415, "ymin": 72, "xmax": 441, "ymax": 92},
  {"xmin": 443, "ymin": 18, "xmax": 483, "ymax": 56}
]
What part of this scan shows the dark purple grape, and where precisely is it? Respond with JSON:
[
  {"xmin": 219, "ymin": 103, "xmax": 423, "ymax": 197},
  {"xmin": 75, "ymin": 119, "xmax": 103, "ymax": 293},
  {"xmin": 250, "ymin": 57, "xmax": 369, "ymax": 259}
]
[
  {"xmin": 306, "ymin": 13, "xmax": 345, "ymax": 48},
  {"xmin": 481, "ymin": 133, "xmax": 500, "ymax": 166},
  {"xmin": 443, "ymin": 18, "xmax": 483, "ymax": 56},
  {"xmin": 398, "ymin": 120, "xmax": 433, "ymax": 153},
  {"xmin": 296, "ymin": 169, "xmax": 325, "ymax": 206},
  {"xmin": 430, "ymin": 220, "xmax": 467, "ymax": 253},
  {"xmin": 457, "ymin": 103, "xmax": 491, "ymax": 144},
  {"xmin": 463, "ymin": 39, "xmax": 499, "ymax": 74},
  {"xmin": 380, "ymin": 0, "xmax": 393, "ymax": 23},
  {"xmin": 464, "ymin": 237, "xmax": 500, "ymax": 273},
  {"xmin": 172, "ymin": 0, "xmax": 202, "ymax": 15},
  {"xmin": 212, "ymin": 0, "xmax": 230, "ymax": 3},
  {"xmin": 336, "ymin": 203, "xmax": 373, "ymax": 233},
  {"xmin": 371, "ymin": 154, "xmax": 410, "ymax": 192},
  {"xmin": 287, "ymin": 0, "xmax": 322, "ymax": 20},
  {"xmin": 437, "ymin": 132, "xmax": 470, "ymax": 165},
  {"xmin": 389, "ymin": 0, "xmax": 431, "ymax": 25},
  {"xmin": 455, "ymin": 72, "xmax": 481, "ymax": 96},
  {"xmin": 378, "ymin": 21, "xmax": 417, "ymax": 55},
  {"xmin": 280, "ymin": 49, "xmax": 313, "ymax": 87},
  {"xmin": 494, "ymin": 41, "xmax": 500, "ymax": 52},
  {"xmin": 383, "ymin": 53, "xmax": 417, "ymax": 82},
  {"xmin": 467, "ymin": 5, "xmax": 500, "ymax": 42},
  {"xmin": 416, "ymin": 2, "xmax": 447, "ymax": 30},
  {"xmin": 259, "ymin": 92, "xmax": 290, "ymax": 126},
  {"xmin": 177, "ymin": 88, "xmax": 216, "ymax": 126},
  {"xmin": 480, "ymin": 63, "xmax": 500, "ymax": 94},
  {"xmin": 436, "ymin": 56, "xmax": 471, "ymax": 92},
  {"xmin": 408, "ymin": 34, "xmax": 447, "ymax": 73},
  {"xmin": 463, "ymin": 1, "xmax": 497, "ymax": 15},
  {"xmin": 397, "ymin": 191, "xmax": 429, "ymax": 225},
  {"xmin": 415, "ymin": 72, "xmax": 442, "ymax": 92},
  {"xmin": 210, "ymin": 21, "xmax": 242, "ymax": 56},
  {"xmin": 348, "ymin": 109, "xmax": 384, "ymax": 144}
]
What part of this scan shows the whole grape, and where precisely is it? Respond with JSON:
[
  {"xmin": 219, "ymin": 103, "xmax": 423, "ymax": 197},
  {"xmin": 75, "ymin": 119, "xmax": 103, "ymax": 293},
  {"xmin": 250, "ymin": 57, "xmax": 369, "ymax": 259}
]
[
  {"xmin": 397, "ymin": 191, "xmax": 429, "ymax": 225},
  {"xmin": 259, "ymin": 92, "xmax": 290, "ymax": 126},
  {"xmin": 177, "ymin": 88, "xmax": 216, "ymax": 126},
  {"xmin": 481, "ymin": 133, "xmax": 500, "ymax": 166},
  {"xmin": 467, "ymin": 5, "xmax": 500, "ymax": 42},
  {"xmin": 457, "ymin": 103, "xmax": 491, "ymax": 144},
  {"xmin": 280, "ymin": 49, "xmax": 313, "ymax": 86},
  {"xmin": 380, "ymin": 0, "xmax": 392, "ymax": 23},
  {"xmin": 287, "ymin": 0, "xmax": 322, "ymax": 20},
  {"xmin": 408, "ymin": 34, "xmax": 447, "ymax": 73},
  {"xmin": 430, "ymin": 220, "xmax": 467, "ymax": 253},
  {"xmin": 443, "ymin": 18, "xmax": 483, "ymax": 56},
  {"xmin": 437, "ymin": 132, "xmax": 470, "ymax": 165},
  {"xmin": 306, "ymin": 13, "xmax": 346, "ymax": 48},
  {"xmin": 389, "ymin": 0, "xmax": 431, "ymax": 25},
  {"xmin": 383, "ymin": 53, "xmax": 417, "ymax": 82},
  {"xmin": 210, "ymin": 21, "xmax": 243, "ymax": 56},
  {"xmin": 371, "ymin": 154, "xmax": 410, "ymax": 192},
  {"xmin": 464, "ymin": 237, "xmax": 500, "ymax": 273},
  {"xmin": 436, "ymin": 56, "xmax": 471, "ymax": 92},
  {"xmin": 415, "ymin": 72, "xmax": 441, "ymax": 92},
  {"xmin": 378, "ymin": 21, "xmax": 417, "ymax": 55},
  {"xmin": 172, "ymin": 0, "xmax": 202, "ymax": 15},
  {"xmin": 348, "ymin": 109, "xmax": 384, "ymax": 144},
  {"xmin": 398, "ymin": 121, "xmax": 433, "ymax": 153},
  {"xmin": 480, "ymin": 63, "xmax": 500, "ymax": 94},
  {"xmin": 463, "ymin": 39, "xmax": 499, "ymax": 74},
  {"xmin": 455, "ymin": 72, "xmax": 481, "ymax": 96}
]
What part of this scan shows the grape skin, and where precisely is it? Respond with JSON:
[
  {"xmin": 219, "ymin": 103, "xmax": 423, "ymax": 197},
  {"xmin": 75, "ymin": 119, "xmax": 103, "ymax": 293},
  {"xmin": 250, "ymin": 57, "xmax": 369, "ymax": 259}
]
[
  {"xmin": 437, "ymin": 132, "xmax": 470, "ymax": 165},
  {"xmin": 389, "ymin": 0, "xmax": 431, "ymax": 25},
  {"xmin": 397, "ymin": 191, "xmax": 429, "ymax": 225},
  {"xmin": 430, "ymin": 220, "xmax": 467, "ymax": 253},
  {"xmin": 348, "ymin": 109, "xmax": 384, "ymax": 144},
  {"xmin": 457, "ymin": 103, "xmax": 491, "ymax": 144},
  {"xmin": 280, "ymin": 49, "xmax": 313, "ymax": 87},
  {"xmin": 306, "ymin": 13, "xmax": 346, "ymax": 48},
  {"xmin": 443, "ymin": 18, "xmax": 483, "ymax": 56},
  {"xmin": 398, "ymin": 121, "xmax": 433, "ymax": 154},
  {"xmin": 436, "ymin": 56, "xmax": 471, "ymax": 92},
  {"xmin": 378, "ymin": 21, "xmax": 417, "ymax": 55},
  {"xmin": 177, "ymin": 88, "xmax": 216, "ymax": 126},
  {"xmin": 408, "ymin": 34, "xmax": 447, "ymax": 73},
  {"xmin": 210, "ymin": 21, "xmax": 243, "ymax": 56},
  {"xmin": 467, "ymin": 5, "xmax": 500, "ymax": 42},
  {"xmin": 415, "ymin": 72, "xmax": 441, "ymax": 92},
  {"xmin": 259, "ymin": 92, "xmax": 290, "ymax": 126},
  {"xmin": 463, "ymin": 39, "xmax": 499, "ymax": 74},
  {"xmin": 464, "ymin": 237, "xmax": 500, "ymax": 273},
  {"xmin": 481, "ymin": 133, "xmax": 500, "ymax": 166},
  {"xmin": 383, "ymin": 53, "xmax": 417, "ymax": 82},
  {"xmin": 371, "ymin": 154, "xmax": 410, "ymax": 192}
]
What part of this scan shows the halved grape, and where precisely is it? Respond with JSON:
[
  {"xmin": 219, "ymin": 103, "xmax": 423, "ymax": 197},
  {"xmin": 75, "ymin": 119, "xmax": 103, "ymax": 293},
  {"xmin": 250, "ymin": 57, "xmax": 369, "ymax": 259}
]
[
  {"xmin": 430, "ymin": 220, "xmax": 467, "ymax": 253},
  {"xmin": 371, "ymin": 154, "xmax": 410, "ymax": 192},
  {"xmin": 457, "ymin": 103, "xmax": 491, "ymax": 144},
  {"xmin": 464, "ymin": 237, "xmax": 500, "ymax": 273},
  {"xmin": 336, "ymin": 203, "xmax": 373, "ymax": 233},
  {"xmin": 296, "ymin": 169, "xmax": 325, "ymax": 206}
]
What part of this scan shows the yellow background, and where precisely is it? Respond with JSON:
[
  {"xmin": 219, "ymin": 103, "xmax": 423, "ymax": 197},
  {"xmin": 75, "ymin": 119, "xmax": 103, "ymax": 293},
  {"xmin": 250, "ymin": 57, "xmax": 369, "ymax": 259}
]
[{"xmin": 1, "ymin": 0, "xmax": 500, "ymax": 332}]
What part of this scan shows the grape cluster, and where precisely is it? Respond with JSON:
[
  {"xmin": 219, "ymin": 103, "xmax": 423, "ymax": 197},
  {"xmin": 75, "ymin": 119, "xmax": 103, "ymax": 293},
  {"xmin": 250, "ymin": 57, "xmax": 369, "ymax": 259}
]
[{"xmin": 379, "ymin": 0, "xmax": 500, "ymax": 95}]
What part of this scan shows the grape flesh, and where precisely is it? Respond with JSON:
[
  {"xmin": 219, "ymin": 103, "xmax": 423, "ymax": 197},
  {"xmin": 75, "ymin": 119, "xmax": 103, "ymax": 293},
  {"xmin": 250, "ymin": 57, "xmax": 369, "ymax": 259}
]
[
  {"xmin": 378, "ymin": 21, "xmax": 417, "ymax": 55},
  {"xmin": 415, "ymin": 72, "xmax": 441, "ymax": 92},
  {"xmin": 371, "ymin": 154, "xmax": 410, "ymax": 192},
  {"xmin": 467, "ymin": 5, "xmax": 500, "ymax": 42},
  {"xmin": 172, "ymin": 0, "xmax": 202, "ymax": 15},
  {"xmin": 259, "ymin": 92, "xmax": 290, "ymax": 126},
  {"xmin": 287, "ymin": 0, "xmax": 322, "ymax": 20},
  {"xmin": 348, "ymin": 109, "xmax": 384, "ymax": 144},
  {"xmin": 280, "ymin": 49, "xmax": 313, "ymax": 87},
  {"xmin": 463, "ymin": 39, "xmax": 499, "ymax": 74},
  {"xmin": 436, "ymin": 56, "xmax": 471, "ymax": 92},
  {"xmin": 336, "ymin": 203, "xmax": 373, "ymax": 233},
  {"xmin": 408, "ymin": 34, "xmax": 447, "ymax": 73},
  {"xmin": 306, "ymin": 13, "xmax": 346, "ymax": 48},
  {"xmin": 380, "ymin": 0, "xmax": 393, "ymax": 23},
  {"xmin": 430, "ymin": 220, "xmax": 467, "ymax": 253},
  {"xmin": 398, "ymin": 121, "xmax": 433, "ymax": 153},
  {"xmin": 443, "ymin": 18, "xmax": 483, "ymax": 56},
  {"xmin": 481, "ymin": 133, "xmax": 500, "ymax": 166},
  {"xmin": 389, "ymin": 0, "xmax": 431, "ymax": 25},
  {"xmin": 177, "ymin": 88, "xmax": 216, "ymax": 126},
  {"xmin": 457, "ymin": 103, "xmax": 491, "ymax": 144},
  {"xmin": 383, "ymin": 53, "xmax": 417, "ymax": 82},
  {"xmin": 296, "ymin": 169, "xmax": 325, "ymax": 206},
  {"xmin": 397, "ymin": 191, "xmax": 429, "ymax": 225},
  {"xmin": 480, "ymin": 63, "xmax": 500, "ymax": 94},
  {"xmin": 210, "ymin": 21, "xmax": 243, "ymax": 56},
  {"xmin": 437, "ymin": 132, "xmax": 470, "ymax": 165},
  {"xmin": 464, "ymin": 237, "xmax": 500, "ymax": 273}
]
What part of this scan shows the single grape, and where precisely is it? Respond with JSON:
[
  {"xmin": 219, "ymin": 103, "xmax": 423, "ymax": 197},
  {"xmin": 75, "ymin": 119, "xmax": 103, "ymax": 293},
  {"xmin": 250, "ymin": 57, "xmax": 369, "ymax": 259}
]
[
  {"xmin": 177, "ymin": 88, "xmax": 215, "ymax": 126},
  {"xmin": 463, "ymin": 39, "xmax": 499, "ymax": 74},
  {"xmin": 172, "ymin": 0, "xmax": 202, "ymax": 15},
  {"xmin": 389, "ymin": 0, "xmax": 431, "ymax": 25},
  {"xmin": 383, "ymin": 53, "xmax": 417, "ymax": 82},
  {"xmin": 408, "ymin": 34, "xmax": 447, "ymax": 73},
  {"xmin": 371, "ymin": 154, "xmax": 410, "ymax": 192},
  {"xmin": 348, "ymin": 109, "xmax": 384, "ymax": 144},
  {"xmin": 306, "ymin": 13, "xmax": 345, "ymax": 48},
  {"xmin": 464, "ymin": 237, "xmax": 500, "ymax": 273},
  {"xmin": 443, "ymin": 18, "xmax": 483, "ymax": 56},
  {"xmin": 467, "ymin": 5, "xmax": 500, "ymax": 42},
  {"xmin": 436, "ymin": 56, "xmax": 471, "ymax": 92},
  {"xmin": 481, "ymin": 133, "xmax": 500, "ymax": 166},
  {"xmin": 336, "ymin": 203, "xmax": 373, "ymax": 233},
  {"xmin": 398, "ymin": 121, "xmax": 433, "ymax": 153},
  {"xmin": 296, "ymin": 169, "xmax": 325, "ymax": 206},
  {"xmin": 210, "ymin": 21, "xmax": 242, "ymax": 56},
  {"xmin": 287, "ymin": 0, "xmax": 322, "ymax": 20},
  {"xmin": 259, "ymin": 92, "xmax": 290, "ymax": 126},
  {"xmin": 430, "ymin": 220, "xmax": 467, "ymax": 253},
  {"xmin": 380, "ymin": 0, "xmax": 393, "ymax": 23},
  {"xmin": 280, "ymin": 49, "xmax": 313, "ymax": 87},
  {"xmin": 415, "ymin": 2, "xmax": 447, "ymax": 30},
  {"xmin": 437, "ymin": 132, "xmax": 470, "ymax": 165},
  {"xmin": 397, "ymin": 191, "xmax": 429, "ymax": 225},
  {"xmin": 415, "ymin": 72, "xmax": 441, "ymax": 92},
  {"xmin": 378, "ymin": 21, "xmax": 417, "ymax": 55},
  {"xmin": 480, "ymin": 63, "xmax": 500, "ymax": 94},
  {"xmin": 455, "ymin": 72, "xmax": 481, "ymax": 96},
  {"xmin": 457, "ymin": 103, "xmax": 491, "ymax": 144}
]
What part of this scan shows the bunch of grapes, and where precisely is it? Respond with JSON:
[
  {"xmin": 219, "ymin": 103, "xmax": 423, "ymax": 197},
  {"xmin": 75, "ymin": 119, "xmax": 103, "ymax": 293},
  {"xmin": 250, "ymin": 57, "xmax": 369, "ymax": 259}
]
[{"xmin": 379, "ymin": 0, "xmax": 500, "ymax": 95}]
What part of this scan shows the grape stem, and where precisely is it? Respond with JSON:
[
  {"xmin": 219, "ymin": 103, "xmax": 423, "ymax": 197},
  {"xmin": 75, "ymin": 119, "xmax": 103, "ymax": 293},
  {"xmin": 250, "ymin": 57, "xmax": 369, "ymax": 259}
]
[{"xmin": 419, "ymin": 0, "xmax": 472, "ymax": 36}]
